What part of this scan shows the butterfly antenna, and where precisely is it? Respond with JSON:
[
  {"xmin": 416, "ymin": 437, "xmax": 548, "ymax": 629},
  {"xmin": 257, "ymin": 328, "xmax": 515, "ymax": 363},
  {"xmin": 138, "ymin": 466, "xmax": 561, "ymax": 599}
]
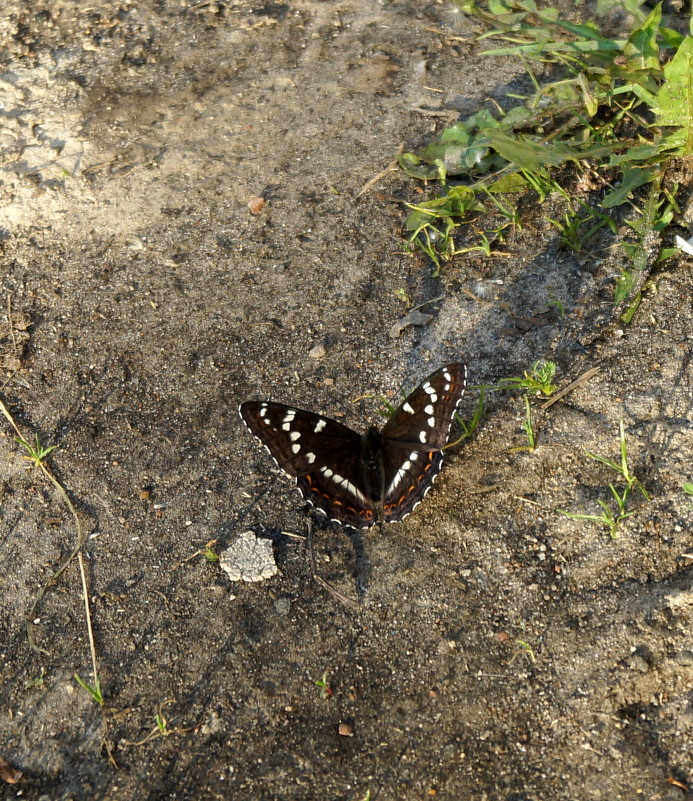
[{"xmin": 307, "ymin": 516, "xmax": 359, "ymax": 609}]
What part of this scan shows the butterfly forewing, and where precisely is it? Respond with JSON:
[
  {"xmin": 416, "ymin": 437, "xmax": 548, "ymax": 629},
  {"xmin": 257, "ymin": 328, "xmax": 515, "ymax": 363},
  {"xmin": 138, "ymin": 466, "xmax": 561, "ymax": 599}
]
[
  {"xmin": 239, "ymin": 362, "xmax": 467, "ymax": 530},
  {"xmin": 239, "ymin": 401, "xmax": 379, "ymax": 527},
  {"xmin": 379, "ymin": 363, "xmax": 467, "ymax": 523}
]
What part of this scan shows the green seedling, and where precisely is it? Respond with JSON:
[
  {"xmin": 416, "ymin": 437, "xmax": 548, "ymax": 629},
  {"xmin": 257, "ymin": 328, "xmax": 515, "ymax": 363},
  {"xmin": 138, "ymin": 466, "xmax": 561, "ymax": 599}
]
[
  {"xmin": 0, "ymin": 396, "xmax": 115, "ymax": 762},
  {"xmin": 316, "ymin": 671, "xmax": 332, "ymax": 700},
  {"xmin": 499, "ymin": 360, "xmax": 558, "ymax": 397},
  {"xmin": 394, "ymin": 287, "xmax": 411, "ymax": 305},
  {"xmin": 559, "ymin": 420, "xmax": 650, "ymax": 537},
  {"xmin": 509, "ymin": 395, "xmax": 536, "ymax": 453},
  {"xmin": 203, "ymin": 545, "xmax": 219, "ymax": 563},
  {"xmin": 24, "ymin": 669, "xmax": 46, "ymax": 691},
  {"xmin": 510, "ymin": 639, "xmax": 537, "ymax": 665},
  {"xmin": 547, "ymin": 299, "xmax": 565, "ymax": 316},
  {"xmin": 682, "ymin": 483, "xmax": 693, "ymax": 496},
  {"xmin": 547, "ymin": 200, "xmax": 617, "ymax": 253},
  {"xmin": 124, "ymin": 701, "xmax": 196, "ymax": 746},
  {"xmin": 74, "ymin": 673, "xmax": 104, "ymax": 706},
  {"xmin": 15, "ymin": 433, "xmax": 58, "ymax": 468},
  {"xmin": 404, "ymin": 185, "xmax": 486, "ymax": 273},
  {"xmin": 155, "ymin": 710, "xmax": 171, "ymax": 737}
]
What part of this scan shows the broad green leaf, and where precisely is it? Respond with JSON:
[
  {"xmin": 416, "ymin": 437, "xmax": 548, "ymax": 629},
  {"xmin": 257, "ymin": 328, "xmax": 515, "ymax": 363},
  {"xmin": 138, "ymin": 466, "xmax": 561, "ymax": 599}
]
[
  {"xmin": 652, "ymin": 36, "xmax": 693, "ymax": 155},
  {"xmin": 484, "ymin": 132, "xmax": 578, "ymax": 169},
  {"xmin": 483, "ymin": 38, "xmax": 626, "ymax": 57},
  {"xmin": 486, "ymin": 172, "xmax": 529, "ymax": 194},
  {"xmin": 553, "ymin": 19, "xmax": 604, "ymax": 41},
  {"xmin": 609, "ymin": 144, "xmax": 663, "ymax": 167},
  {"xmin": 405, "ymin": 186, "xmax": 483, "ymax": 230},
  {"xmin": 623, "ymin": 3, "xmax": 661, "ymax": 71},
  {"xmin": 602, "ymin": 167, "xmax": 656, "ymax": 208},
  {"xmin": 486, "ymin": 131, "xmax": 620, "ymax": 170},
  {"xmin": 397, "ymin": 152, "xmax": 442, "ymax": 181},
  {"xmin": 597, "ymin": 0, "xmax": 645, "ymax": 22}
]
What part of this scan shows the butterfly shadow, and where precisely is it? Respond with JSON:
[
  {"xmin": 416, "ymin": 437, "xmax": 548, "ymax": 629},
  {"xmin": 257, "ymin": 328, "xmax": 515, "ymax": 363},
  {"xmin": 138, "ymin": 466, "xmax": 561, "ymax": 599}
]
[{"xmin": 307, "ymin": 513, "xmax": 371, "ymax": 609}]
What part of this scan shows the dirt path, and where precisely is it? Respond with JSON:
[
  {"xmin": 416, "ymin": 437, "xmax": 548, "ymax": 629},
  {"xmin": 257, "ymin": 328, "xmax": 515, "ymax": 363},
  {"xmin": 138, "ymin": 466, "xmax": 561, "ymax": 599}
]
[{"xmin": 1, "ymin": 2, "xmax": 691, "ymax": 799}]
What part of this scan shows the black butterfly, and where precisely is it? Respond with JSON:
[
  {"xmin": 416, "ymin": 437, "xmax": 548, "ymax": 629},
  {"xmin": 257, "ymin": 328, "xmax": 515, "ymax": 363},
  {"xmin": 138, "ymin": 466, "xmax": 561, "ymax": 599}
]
[{"xmin": 239, "ymin": 362, "xmax": 467, "ymax": 530}]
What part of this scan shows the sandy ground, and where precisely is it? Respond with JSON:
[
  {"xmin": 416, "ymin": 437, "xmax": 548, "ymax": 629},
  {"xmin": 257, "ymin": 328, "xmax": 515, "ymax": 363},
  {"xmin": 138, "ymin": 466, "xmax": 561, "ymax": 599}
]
[{"xmin": 1, "ymin": 1, "xmax": 692, "ymax": 799}]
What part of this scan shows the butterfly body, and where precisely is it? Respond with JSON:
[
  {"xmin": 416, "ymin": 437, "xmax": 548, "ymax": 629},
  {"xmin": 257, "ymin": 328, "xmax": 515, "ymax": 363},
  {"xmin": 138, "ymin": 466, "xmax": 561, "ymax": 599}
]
[{"xmin": 240, "ymin": 362, "xmax": 467, "ymax": 530}]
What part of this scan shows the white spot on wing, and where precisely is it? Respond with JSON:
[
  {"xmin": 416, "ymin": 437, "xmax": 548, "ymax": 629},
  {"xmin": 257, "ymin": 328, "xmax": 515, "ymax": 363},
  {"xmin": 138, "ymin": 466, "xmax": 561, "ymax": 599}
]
[
  {"xmin": 443, "ymin": 371, "xmax": 451, "ymax": 381},
  {"xmin": 341, "ymin": 479, "xmax": 370, "ymax": 506},
  {"xmin": 424, "ymin": 404, "xmax": 434, "ymax": 415},
  {"xmin": 291, "ymin": 443, "xmax": 301, "ymax": 454},
  {"xmin": 289, "ymin": 431, "xmax": 300, "ymax": 442},
  {"xmin": 403, "ymin": 402, "xmax": 415, "ymax": 414},
  {"xmin": 428, "ymin": 417, "xmax": 435, "ymax": 427},
  {"xmin": 409, "ymin": 452, "xmax": 419, "ymax": 462},
  {"xmin": 386, "ymin": 460, "xmax": 412, "ymax": 497},
  {"xmin": 419, "ymin": 430, "xmax": 427, "ymax": 444},
  {"xmin": 314, "ymin": 419, "xmax": 327, "ymax": 433},
  {"xmin": 306, "ymin": 452, "xmax": 316, "ymax": 464}
]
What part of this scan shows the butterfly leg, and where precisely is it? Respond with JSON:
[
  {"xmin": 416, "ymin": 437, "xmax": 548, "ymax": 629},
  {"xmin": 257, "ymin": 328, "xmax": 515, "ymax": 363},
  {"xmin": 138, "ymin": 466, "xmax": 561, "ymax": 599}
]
[{"xmin": 307, "ymin": 516, "xmax": 359, "ymax": 609}]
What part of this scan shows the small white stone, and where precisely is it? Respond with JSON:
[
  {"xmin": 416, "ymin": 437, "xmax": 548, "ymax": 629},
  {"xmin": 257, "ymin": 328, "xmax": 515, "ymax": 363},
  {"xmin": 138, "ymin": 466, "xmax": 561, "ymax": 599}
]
[
  {"xmin": 220, "ymin": 531, "xmax": 279, "ymax": 582},
  {"xmin": 309, "ymin": 344, "xmax": 326, "ymax": 359}
]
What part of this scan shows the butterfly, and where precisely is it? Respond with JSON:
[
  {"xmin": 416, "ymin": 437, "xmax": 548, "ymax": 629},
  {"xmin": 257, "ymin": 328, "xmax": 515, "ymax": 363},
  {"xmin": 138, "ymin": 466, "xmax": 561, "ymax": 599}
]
[{"xmin": 239, "ymin": 362, "xmax": 467, "ymax": 530}]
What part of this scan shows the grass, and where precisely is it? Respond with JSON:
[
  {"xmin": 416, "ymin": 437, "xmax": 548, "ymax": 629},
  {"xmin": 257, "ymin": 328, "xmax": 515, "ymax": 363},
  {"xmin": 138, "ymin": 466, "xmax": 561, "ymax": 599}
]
[
  {"xmin": 0, "ymin": 395, "xmax": 115, "ymax": 763},
  {"xmin": 559, "ymin": 420, "xmax": 650, "ymax": 537},
  {"xmin": 74, "ymin": 673, "xmax": 104, "ymax": 706},
  {"xmin": 399, "ymin": 1, "xmax": 690, "ymax": 312}
]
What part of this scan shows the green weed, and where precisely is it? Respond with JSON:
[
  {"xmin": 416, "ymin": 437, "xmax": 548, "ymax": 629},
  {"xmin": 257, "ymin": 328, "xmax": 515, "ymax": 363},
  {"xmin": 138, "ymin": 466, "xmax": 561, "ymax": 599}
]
[
  {"xmin": 316, "ymin": 671, "xmax": 332, "ymax": 699},
  {"xmin": 511, "ymin": 639, "xmax": 537, "ymax": 665},
  {"xmin": 499, "ymin": 360, "xmax": 558, "ymax": 397},
  {"xmin": 15, "ymin": 433, "xmax": 58, "ymax": 467},
  {"xmin": 559, "ymin": 420, "xmax": 650, "ymax": 537}
]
